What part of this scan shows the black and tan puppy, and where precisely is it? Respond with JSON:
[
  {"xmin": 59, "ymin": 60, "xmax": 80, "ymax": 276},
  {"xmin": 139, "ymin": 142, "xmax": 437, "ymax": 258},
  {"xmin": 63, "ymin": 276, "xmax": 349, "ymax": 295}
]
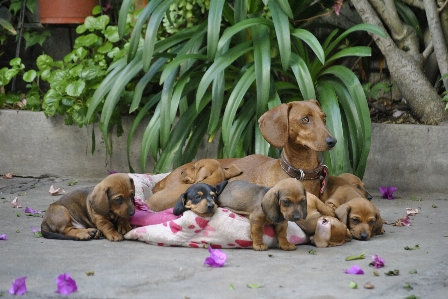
[
  {"xmin": 41, "ymin": 173, "xmax": 135, "ymax": 241},
  {"xmin": 173, "ymin": 181, "xmax": 228, "ymax": 217},
  {"xmin": 334, "ymin": 197, "xmax": 385, "ymax": 241},
  {"xmin": 217, "ymin": 178, "xmax": 307, "ymax": 251}
]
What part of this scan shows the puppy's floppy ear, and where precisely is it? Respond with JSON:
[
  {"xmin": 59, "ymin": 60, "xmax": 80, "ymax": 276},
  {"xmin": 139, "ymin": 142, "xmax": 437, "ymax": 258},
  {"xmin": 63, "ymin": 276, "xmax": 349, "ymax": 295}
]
[
  {"xmin": 261, "ymin": 188, "xmax": 284, "ymax": 223},
  {"xmin": 215, "ymin": 181, "xmax": 228, "ymax": 195},
  {"xmin": 89, "ymin": 183, "xmax": 110, "ymax": 216},
  {"xmin": 335, "ymin": 203, "xmax": 351, "ymax": 226},
  {"xmin": 258, "ymin": 103, "xmax": 289, "ymax": 149},
  {"xmin": 223, "ymin": 164, "xmax": 243, "ymax": 179},
  {"xmin": 173, "ymin": 193, "xmax": 188, "ymax": 216}
]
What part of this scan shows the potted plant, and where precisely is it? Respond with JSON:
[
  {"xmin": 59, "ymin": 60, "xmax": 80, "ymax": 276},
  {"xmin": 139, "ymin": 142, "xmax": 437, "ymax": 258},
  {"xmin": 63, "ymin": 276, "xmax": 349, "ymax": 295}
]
[{"xmin": 37, "ymin": 0, "xmax": 98, "ymax": 24}]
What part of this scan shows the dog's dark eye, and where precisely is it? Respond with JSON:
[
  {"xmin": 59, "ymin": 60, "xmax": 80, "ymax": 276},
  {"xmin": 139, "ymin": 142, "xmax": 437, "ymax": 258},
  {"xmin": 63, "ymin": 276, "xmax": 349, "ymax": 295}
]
[
  {"xmin": 301, "ymin": 116, "xmax": 310, "ymax": 123},
  {"xmin": 351, "ymin": 218, "xmax": 359, "ymax": 225},
  {"xmin": 368, "ymin": 220, "xmax": 375, "ymax": 226},
  {"xmin": 114, "ymin": 197, "xmax": 123, "ymax": 205},
  {"xmin": 281, "ymin": 199, "xmax": 291, "ymax": 207}
]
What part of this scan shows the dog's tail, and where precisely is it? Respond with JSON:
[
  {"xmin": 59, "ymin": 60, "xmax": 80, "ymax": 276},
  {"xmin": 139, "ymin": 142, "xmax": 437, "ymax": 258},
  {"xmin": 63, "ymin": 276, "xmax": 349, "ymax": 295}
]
[{"xmin": 41, "ymin": 229, "xmax": 78, "ymax": 241}]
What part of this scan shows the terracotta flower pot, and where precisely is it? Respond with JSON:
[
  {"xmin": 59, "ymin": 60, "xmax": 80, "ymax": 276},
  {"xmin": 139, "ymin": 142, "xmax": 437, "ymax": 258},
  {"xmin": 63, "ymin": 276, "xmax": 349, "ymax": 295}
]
[{"xmin": 38, "ymin": 0, "xmax": 99, "ymax": 24}]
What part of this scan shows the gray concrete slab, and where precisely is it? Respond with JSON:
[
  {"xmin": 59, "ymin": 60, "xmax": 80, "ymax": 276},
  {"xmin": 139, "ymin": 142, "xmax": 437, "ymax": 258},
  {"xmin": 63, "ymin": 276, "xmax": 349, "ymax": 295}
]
[{"xmin": 1, "ymin": 176, "xmax": 447, "ymax": 298}]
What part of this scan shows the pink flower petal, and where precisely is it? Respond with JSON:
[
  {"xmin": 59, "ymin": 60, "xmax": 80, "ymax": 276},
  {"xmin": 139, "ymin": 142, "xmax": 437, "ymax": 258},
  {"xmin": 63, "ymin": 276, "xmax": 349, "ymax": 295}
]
[
  {"xmin": 24, "ymin": 207, "xmax": 42, "ymax": 214},
  {"xmin": 372, "ymin": 254, "xmax": 385, "ymax": 268},
  {"xmin": 343, "ymin": 265, "xmax": 364, "ymax": 274},
  {"xmin": 55, "ymin": 273, "xmax": 78, "ymax": 295},
  {"xmin": 9, "ymin": 276, "xmax": 27, "ymax": 295},
  {"xmin": 49, "ymin": 185, "xmax": 65, "ymax": 196},
  {"xmin": 393, "ymin": 215, "xmax": 411, "ymax": 226},
  {"xmin": 0, "ymin": 234, "xmax": 7, "ymax": 240},
  {"xmin": 379, "ymin": 186, "xmax": 397, "ymax": 199},
  {"xmin": 11, "ymin": 197, "xmax": 22, "ymax": 208},
  {"xmin": 204, "ymin": 245, "xmax": 226, "ymax": 267},
  {"xmin": 3, "ymin": 172, "xmax": 13, "ymax": 179}
]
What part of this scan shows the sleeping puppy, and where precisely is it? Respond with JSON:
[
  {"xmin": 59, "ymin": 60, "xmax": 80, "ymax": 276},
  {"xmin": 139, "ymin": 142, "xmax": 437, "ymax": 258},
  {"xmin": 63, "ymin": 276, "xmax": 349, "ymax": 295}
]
[
  {"xmin": 218, "ymin": 178, "xmax": 307, "ymax": 251},
  {"xmin": 181, "ymin": 159, "xmax": 242, "ymax": 184},
  {"xmin": 334, "ymin": 197, "xmax": 385, "ymax": 241},
  {"xmin": 295, "ymin": 192, "xmax": 335, "ymax": 236},
  {"xmin": 321, "ymin": 173, "xmax": 372, "ymax": 210},
  {"xmin": 310, "ymin": 216, "xmax": 352, "ymax": 248},
  {"xmin": 147, "ymin": 159, "xmax": 242, "ymax": 212},
  {"xmin": 173, "ymin": 181, "xmax": 228, "ymax": 217},
  {"xmin": 41, "ymin": 173, "xmax": 135, "ymax": 241}
]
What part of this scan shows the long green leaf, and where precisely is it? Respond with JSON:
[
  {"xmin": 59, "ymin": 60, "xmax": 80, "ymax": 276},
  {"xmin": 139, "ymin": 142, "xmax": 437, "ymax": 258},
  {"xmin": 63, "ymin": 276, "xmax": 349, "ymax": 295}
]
[
  {"xmin": 179, "ymin": 109, "xmax": 211, "ymax": 166},
  {"xmin": 222, "ymin": 65, "xmax": 256, "ymax": 155},
  {"xmin": 321, "ymin": 65, "xmax": 371, "ymax": 178},
  {"xmin": 226, "ymin": 102, "xmax": 256, "ymax": 157},
  {"xmin": 127, "ymin": 0, "xmax": 164, "ymax": 62},
  {"xmin": 118, "ymin": 0, "xmax": 133, "ymax": 38},
  {"xmin": 160, "ymin": 54, "xmax": 207, "ymax": 83},
  {"xmin": 317, "ymin": 82, "xmax": 349, "ymax": 175},
  {"xmin": 395, "ymin": 0, "xmax": 423, "ymax": 41},
  {"xmin": 130, "ymin": 57, "xmax": 168, "ymax": 113},
  {"xmin": 207, "ymin": 0, "xmax": 225, "ymax": 60},
  {"xmin": 290, "ymin": 53, "xmax": 315, "ymax": 100},
  {"xmin": 325, "ymin": 24, "xmax": 386, "ymax": 56},
  {"xmin": 277, "ymin": 0, "xmax": 294, "ymax": 18},
  {"xmin": 326, "ymin": 46, "xmax": 371, "ymax": 64},
  {"xmin": 140, "ymin": 102, "xmax": 161, "ymax": 171},
  {"xmin": 268, "ymin": 0, "xmax": 291, "ymax": 70},
  {"xmin": 208, "ymin": 71, "xmax": 225, "ymax": 135},
  {"xmin": 252, "ymin": 25, "xmax": 271, "ymax": 117},
  {"xmin": 160, "ymin": 67, "xmax": 179, "ymax": 149},
  {"xmin": 142, "ymin": 0, "xmax": 176, "ymax": 71},
  {"xmin": 127, "ymin": 94, "xmax": 160, "ymax": 172},
  {"xmin": 196, "ymin": 40, "xmax": 253, "ymax": 109},
  {"xmin": 291, "ymin": 29, "xmax": 325, "ymax": 65}
]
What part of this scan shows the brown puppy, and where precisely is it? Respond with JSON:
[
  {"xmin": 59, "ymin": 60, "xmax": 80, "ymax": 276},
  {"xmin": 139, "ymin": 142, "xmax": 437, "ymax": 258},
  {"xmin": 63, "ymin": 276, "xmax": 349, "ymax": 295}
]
[
  {"xmin": 334, "ymin": 197, "xmax": 385, "ymax": 241},
  {"xmin": 321, "ymin": 174, "xmax": 372, "ymax": 210},
  {"xmin": 41, "ymin": 173, "xmax": 135, "ymax": 241},
  {"xmin": 219, "ymin": 100, "xmax": 337, "ymax": 197},
  {"xmin": 173, "ymin": 181, "xmax": 228, "ymax": 217},
  {"xmin": 217, "ymin": 178, "xmax": 307, "ymax": 251},
  {"xmin": 295, "ymin": 193, "xmax": 335, "ymax": 236},
  {"xmin": 311, "ymin": 216, "xmax": 352, "ymax": 248},
  {"xmin": 147, "ymin": 159, "xmax": 241, "ymax": 211}
]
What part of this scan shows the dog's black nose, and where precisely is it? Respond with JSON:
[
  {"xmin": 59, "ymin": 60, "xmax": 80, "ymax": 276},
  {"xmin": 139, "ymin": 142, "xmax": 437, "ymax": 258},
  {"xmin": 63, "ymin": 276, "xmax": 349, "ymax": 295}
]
[
  {"xmin": 360, "ymin": 232, "xmax": 369, "ymax": 240},
  {"xmin": 128, "ymin": 206, "xmax": 135, "ymax": 216},
  {"xmin": 325, "ymin": 137, "xmax": 337, "ymax": 148},
  {"xmin": 207, "ymin": 202, "xmax": 214, "ymax": 209},
  {"xmin": 366, "ymin": 193, "xmax": 373, "ymax": 200}
]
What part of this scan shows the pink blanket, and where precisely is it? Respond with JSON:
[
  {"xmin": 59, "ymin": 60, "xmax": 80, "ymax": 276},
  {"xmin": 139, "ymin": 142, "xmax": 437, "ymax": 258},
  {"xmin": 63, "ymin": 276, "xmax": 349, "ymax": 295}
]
[{"xmin": 125, "ymin": 173, "xmax": 308, "ymax": 248}]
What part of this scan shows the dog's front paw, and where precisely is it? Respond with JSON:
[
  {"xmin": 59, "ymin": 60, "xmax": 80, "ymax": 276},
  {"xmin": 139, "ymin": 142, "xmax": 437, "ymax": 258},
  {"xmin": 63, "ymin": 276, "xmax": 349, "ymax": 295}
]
[
  {"xmin": 105, "ymin": 231, "xmax": 124, "ymax": 242},
  {"xmin": 252, "ymin": 243, "xmax": 269, "ymax": 251},
  {"xmin": 117, "ymin": 222, "xmax": 132, "ymax": 235},
  {"xmin": 279, "ymin": 241, "xmax": 296, "ymax": 251}
]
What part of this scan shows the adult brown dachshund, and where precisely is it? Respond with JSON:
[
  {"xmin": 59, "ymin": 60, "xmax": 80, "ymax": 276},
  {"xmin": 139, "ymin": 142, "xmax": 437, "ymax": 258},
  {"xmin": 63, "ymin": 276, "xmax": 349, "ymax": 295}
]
[
  {"xmin": 219, "ymin": 99, "xmax": 337, "ymax": 197},
  {"xmin": 321, "ymin": 173, "xmax": 373, "ymax": 210},
  {"xmin": 41, "ymin": 173, "xmax": 135, "ymax": 241},
  {"xmin": 311, "ymin": 216, "xmax": 352, "ymax": 248},
  {"xmin": 334, "ymin": 197, "xmax": 385, "ymax": 241},
  {"xmin": 217, "ymin": 178, "xmax": 307, "ymax": 251},
  {"xmin": 146, "ymin": 159, "xmax": 241, "ymax": 211}
]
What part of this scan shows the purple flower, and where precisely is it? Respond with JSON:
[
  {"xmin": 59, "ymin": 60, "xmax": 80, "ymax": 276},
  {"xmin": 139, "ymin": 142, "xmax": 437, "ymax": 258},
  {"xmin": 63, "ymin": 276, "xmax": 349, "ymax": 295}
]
[
  {"xmin": 371, "ymin": 254, "xmax": 385, "ymax": 268},
  {"xmin": 0, "ymin": 234, "xmax": 7, "ymax": 240},
  {"xmin": 9, "ymin": 276, "xmax": 27, "ymax": 295},
  {"xmin": 379, "ymin": 186, "xmax": 397, "ymax": 199},
  {"xmin": 24, "ymin": 207, "xmax": 42, "ymax": 214},
  {"xmin": 343, "ymin": 265, "xmax": 364, "ymax": 274},
  {"xmin": 204, "ymin": 245, "xmax": 227, "ymax": 267},
  {"xmin": 55, "ymin": 273, "xmax": 78, "ymax": 295},
  {"xmin": 332, "ymin": 0, "xmax": 343, "ymax": 16}
]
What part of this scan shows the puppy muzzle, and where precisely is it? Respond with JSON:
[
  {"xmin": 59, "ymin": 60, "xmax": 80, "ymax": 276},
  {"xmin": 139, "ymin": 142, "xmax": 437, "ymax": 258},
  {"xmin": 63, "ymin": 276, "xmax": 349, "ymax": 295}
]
[
  {"xmin": 128, "ymin": 206, "xmax": 135, "ymax": 216},
  {"xmin": 359, "ymin": 232, "xmax": 369, "ymax": 241}
]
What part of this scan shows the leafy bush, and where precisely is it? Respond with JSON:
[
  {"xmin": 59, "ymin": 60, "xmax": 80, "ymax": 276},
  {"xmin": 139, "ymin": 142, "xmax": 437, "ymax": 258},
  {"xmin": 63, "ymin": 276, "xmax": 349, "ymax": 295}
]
[{"xmin": 87, "ymin": 0, "xmax": 385, "ymax": 178}]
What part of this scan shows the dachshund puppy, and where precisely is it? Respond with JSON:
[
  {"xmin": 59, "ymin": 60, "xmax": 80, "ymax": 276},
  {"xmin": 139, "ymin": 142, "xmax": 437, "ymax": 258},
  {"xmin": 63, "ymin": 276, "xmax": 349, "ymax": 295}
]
[
  {"xmin": 310, "ymin": 216, "xmax": 352, "ymax": 248},
  {"xmin": 181, "ymin": 159, "xmax": 242, "ymax": 184},
  {"xmin": 217, "ymin": 178, "xmax": 307, "ymax": 251},
  {"xmin": 173, "ymin": 181, "xmax": 228, "ymax": 217},
  {"xmin": 334, "ymin": 197, "xmax": 385, "ymax": 241},
  {"xmin": 147, "ymin": 159, "xmax": 241, "ymax": 211},
  {"xmin": 295, "ymin": 193, "xmax": 335, "ymax": 236},
  {"xmin": 41, "ymin": 173, "xmax": 135, "ymax": 241},
  {"xmin": 321, "ymin": 173, "xmax": 372, "ymax": 210}
]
